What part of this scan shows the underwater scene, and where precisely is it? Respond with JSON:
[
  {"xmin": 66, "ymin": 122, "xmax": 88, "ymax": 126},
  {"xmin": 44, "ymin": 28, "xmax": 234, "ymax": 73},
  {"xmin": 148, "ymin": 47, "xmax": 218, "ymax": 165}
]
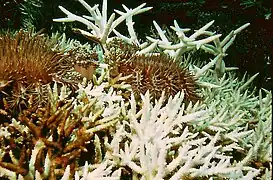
[{"xmin": 0, "ymin": 0, "xmax": 272, "ymax": 179}]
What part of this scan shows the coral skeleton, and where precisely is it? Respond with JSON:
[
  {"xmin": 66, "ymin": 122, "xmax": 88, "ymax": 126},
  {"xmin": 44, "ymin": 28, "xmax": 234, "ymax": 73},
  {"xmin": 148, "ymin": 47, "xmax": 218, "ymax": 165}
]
[{"xmin": 0, "ymin": 0, "xmax": 271, "ymax": 179}]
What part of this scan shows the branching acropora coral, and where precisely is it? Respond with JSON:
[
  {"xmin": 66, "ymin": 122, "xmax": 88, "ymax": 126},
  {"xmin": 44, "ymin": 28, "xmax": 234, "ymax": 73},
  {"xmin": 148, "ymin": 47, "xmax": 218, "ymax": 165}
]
[
  {"xmin": 0, "ymin": 0, "xmax": 271, "ymax": 179},
  {"xmin": 0, "ymin": 76, "xmax": 124, "ymax": 179}
]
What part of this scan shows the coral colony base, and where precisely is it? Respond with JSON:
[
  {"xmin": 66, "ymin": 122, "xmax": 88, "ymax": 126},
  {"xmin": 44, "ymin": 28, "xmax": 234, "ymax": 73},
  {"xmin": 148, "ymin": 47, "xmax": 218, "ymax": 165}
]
[{"xmin": 0, "ymin": 0, "xmax": 271, "ymax": 179}]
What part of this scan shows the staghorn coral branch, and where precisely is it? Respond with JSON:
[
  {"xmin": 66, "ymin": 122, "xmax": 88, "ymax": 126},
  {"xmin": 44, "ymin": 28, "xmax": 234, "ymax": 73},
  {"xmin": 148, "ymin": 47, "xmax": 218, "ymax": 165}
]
[
  {"xmin": 86, "ymin": 118, "xmax": 120, "ymax": 134},
  {"xmin": 46, "ymin": 101, "xmax": 73, "ymax": 127},
  {"xmin": 189, "ymin": 20, "xmax": 215, "ymax": 39},
  {"xmin": 0, "ymin": 1, "xmax": 270, "ymax": 179},
  {"xmin": 18, "ymin": 114, "xmax": 41, "ymax": 138},
  {"xmin": 0, "ymin": 161, "xmax": 28, "ymax": 175},
  {"xmin": 63, "ymin": 132, "xmax": 91, "ymax": 153},
  {"xmin": 43, "ymin": 138, "xmax": 63, "ymax": 150},
  {"xmin": 53, "ymin": 0, "xmax": 151, "ymax": 46}
]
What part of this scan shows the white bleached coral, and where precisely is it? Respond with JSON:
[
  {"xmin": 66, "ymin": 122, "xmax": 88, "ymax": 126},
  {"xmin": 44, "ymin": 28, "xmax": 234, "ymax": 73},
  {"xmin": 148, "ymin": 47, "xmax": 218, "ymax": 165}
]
[
  {"xmin": 53, "ymin": 0, "xmax": 249, "ymax": 79},
  {"xmin": 53, "ymin": 0, "xmax": 152, "ymax": 46},
  {"xmin": 0, "ymin": 0, "xmax": 271, "ymax": 179},
  {"xmin": 0, "ymin": 58, "xmax": 271, "ymax": 179},
  {"xmin": 103, "ymin": 91, "xmax": 262, "ymax": 179}
]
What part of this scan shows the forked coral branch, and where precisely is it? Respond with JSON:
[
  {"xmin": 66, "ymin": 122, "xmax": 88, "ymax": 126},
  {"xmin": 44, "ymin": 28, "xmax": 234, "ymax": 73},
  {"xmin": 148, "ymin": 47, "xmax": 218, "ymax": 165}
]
[{"xmin": 53, "ymin": 0, "xmax": 152, "ymax": 47}]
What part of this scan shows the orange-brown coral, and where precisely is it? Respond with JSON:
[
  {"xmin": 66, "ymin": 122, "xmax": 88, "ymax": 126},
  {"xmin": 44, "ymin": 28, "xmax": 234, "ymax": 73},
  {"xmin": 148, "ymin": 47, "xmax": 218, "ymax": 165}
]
[{"xmin": 0, "ymin": 100, "xmax": 92, "ymax": 179}]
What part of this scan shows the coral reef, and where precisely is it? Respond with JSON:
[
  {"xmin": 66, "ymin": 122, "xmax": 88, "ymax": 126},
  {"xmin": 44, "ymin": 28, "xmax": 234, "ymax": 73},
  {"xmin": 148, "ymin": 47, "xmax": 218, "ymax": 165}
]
[
  {"xmin": 0, "ymin": 66, "xmax": 126, "ymax": 179},
  {"xmin": 0, "ymin": 0, "xmax": 271, "ymax": 179}
]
